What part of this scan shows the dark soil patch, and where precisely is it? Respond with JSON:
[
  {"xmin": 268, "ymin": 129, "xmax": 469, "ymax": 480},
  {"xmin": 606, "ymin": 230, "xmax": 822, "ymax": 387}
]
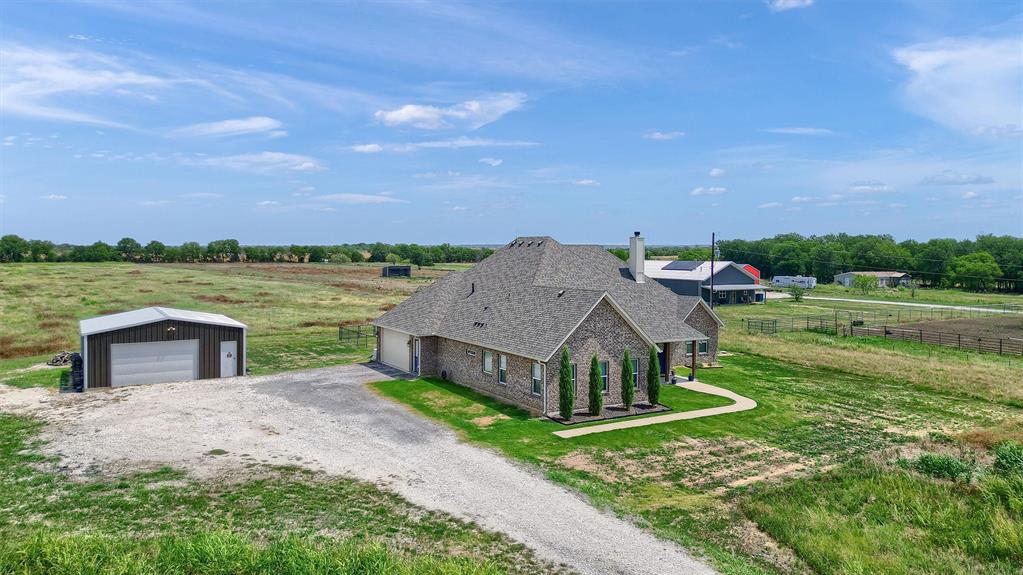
[
  {"xmin": 138, "ymin": 288, "xmax": 153, "ymax": 293},
  {"xmin": 195, "ymin": 294, "xmax": 249, "ymax": 305},
  {"xmin": 126, "ymin": 270, "xmax": 142, "ymax": 275},
  {"xmin": 298, "ymin": 320, "xmax": 337, "ymax": 328},
  {"xmin": 898, "ymin": 315, "xmax": 1023, "ymax": 340},
  {"xmin": 0, "ymin": 335, "xmax": 69, "ymax": 359},
  {"xmin": 379, "ymin": 303, "xmax": 396, "ymax": 311}
]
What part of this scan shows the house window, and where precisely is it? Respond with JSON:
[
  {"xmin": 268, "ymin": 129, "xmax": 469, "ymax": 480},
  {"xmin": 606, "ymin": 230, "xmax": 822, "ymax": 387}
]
[
  {"xmin": 631, "ymin": 358, "xmax": 640, "ymax": 389},
  {"xmin": 571, "ymin": 363, "xmax": 577, "ymax": 396},
  {"xmin": 699, "ymin": 341, "xmax": 708, "ymax": 354},
  {"xmin": 531, "ymin": 362, "xmax": 543, "ymax": 396},
  {"xmin": 600, "ymin": 361, "xmax": 609, "ymax": 393},
  {"xmin": 498, "ymin": 354, "xmax": 508, "ymax": 385},
  {"xmin": 482, "ymin": 351, "xmax": 493, "ymax": 375}
]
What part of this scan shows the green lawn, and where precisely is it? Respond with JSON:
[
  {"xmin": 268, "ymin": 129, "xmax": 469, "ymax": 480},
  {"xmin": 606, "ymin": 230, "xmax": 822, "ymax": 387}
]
[
  {"xmin": 373, "ymin": 354, "xmax": 1022, "ymax": 575},
  {"xmin": 0, "ymin": 414, "xmax": 557, "ymax": 575},
  {"xmin": 805, "ymin": 283, "xmax": 1023, "ymax": 307}
]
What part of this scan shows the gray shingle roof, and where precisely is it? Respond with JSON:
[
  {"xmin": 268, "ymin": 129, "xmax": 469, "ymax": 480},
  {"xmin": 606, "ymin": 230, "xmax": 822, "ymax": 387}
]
[{"xmin": 373, "ymin": 236, "xmax": 711, "ymax": 361}]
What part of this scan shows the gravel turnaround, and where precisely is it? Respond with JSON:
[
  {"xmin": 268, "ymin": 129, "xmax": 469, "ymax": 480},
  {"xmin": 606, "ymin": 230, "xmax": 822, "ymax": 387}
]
[{"xmin": 0, "ymin": 364, "xmax": 715, "ymax": 575}]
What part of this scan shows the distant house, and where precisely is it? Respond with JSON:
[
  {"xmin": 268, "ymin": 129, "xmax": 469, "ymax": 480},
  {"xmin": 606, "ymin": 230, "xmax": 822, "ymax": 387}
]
[
  {"xmin": 381, "ymin": 265, "xmax": 412, "ymax": 277},
  {"xmin": 834, "ymin": 271, "xmax": 911, "ymax": 288},
  {"xmin": 644, "ymin": 260, "xmax": 766, "ymax": 304},
  {"xmin": 372, "ymin": 233, "xmax": 722, "ymax": 415}
]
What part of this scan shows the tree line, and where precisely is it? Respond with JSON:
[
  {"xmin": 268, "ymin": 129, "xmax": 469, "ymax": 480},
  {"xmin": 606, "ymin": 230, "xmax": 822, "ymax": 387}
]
[{"xmin": 0, "ymin": 235, "xmax": 494, "ymax": 266}]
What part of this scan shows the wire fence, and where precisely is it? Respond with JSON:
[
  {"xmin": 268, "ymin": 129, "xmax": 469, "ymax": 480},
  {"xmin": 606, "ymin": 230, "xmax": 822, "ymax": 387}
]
[
  {"xmin": 338, "ymin": 324, "xmax": 376, "ymax": 348},
  {"xmin": 848, "ymin": 325, "xmax": 1023, "ymax": 356}
]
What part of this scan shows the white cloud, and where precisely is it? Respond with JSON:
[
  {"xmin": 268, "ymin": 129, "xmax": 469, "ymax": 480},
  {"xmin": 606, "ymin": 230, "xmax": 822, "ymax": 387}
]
[
  {"xmin": 889, "ymin": 203, "xmax": 908, "ymax": 209},
  {"xmin": 172, "ymin": 116, "xmax": 285, "ymax": 138},
  {"xmin": 757, "ymin": 202, "xmax": 783, "ymax": 209},
  {"xmin": 257, "ymin": 200, "xmax": 281, "ymax": 206},
  {"xmin": 893, "ymin": 36, "xmax": 1023, "ymax": 138},
  {"xmin": 451, "ymin": 205, "xmax": 468, "ymax": 212},
  {"xmin": 350, "ymin": 143, "xmax": 383, "ymax": 153},
  {"xmin": 762, "ymin": 127, "xmax": 833, "ymax": 136},
  {"xmin": 690, "ymin": 186, "xmax": 727, "ymax": 196},
  {"xmin": 961, "ymin": 190, "xmax": 979, "ymax": 199},
  {"xmin": 643, "ymin": 130, "xmax": 685, "ymax": 140},
  {"xmin": 573, "ymin": 179, "xmax": 600, "ymax": 186},
  {"xmin": 317, "ymin": 193, "xmax": 407, "ymax": 204},
  {"xmin": 374, "ymin": 92, "xmax": 527, "ymax": 130},
  {"xmin": 0, "ymin": 44, "xmax": 175, "ymax": 127},
  {"xmin": 768, "ymin": 0, "xmax": 814, "ymax": 11},
  {"xmin": 479, "ymin": 157, "xmax": 503, "ymax": 166},
  {"xmin": 180, "ymin": 192, "xmax": 223, "ymax": 199},
  {"xmin": 708, "ymin": 167, "xmax": 726, "ymax": 177},
  {"xmin": 790, "ymin": 196, "xmax": 817, "ymax": 203},
  {"xmin": 921, "ymin": 170, "xmax": 994, "ymax": 185},
  {"xmin": 848, "ymin": 180, "xmax": 893, "ymax": 193},
  {"xmin": 41, "ymin": 194, "xmax": 67, "ymax": 200},
  {"xmin": 141, "ymin": 200, "xmax": 172, "ymax": 206},
  {"xmin": 189, "ymin": 151, "xmax": 326, "ymax": 173}
]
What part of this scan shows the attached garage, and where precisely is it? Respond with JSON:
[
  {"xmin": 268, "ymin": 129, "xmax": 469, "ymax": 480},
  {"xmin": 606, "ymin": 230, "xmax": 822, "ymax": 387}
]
[
  {"xmin": 378, "ymin": 327, "xmax": 412, "ymax": 373},
  {"xmin": 80, "ymin": 307, "xmax": 246, "ymax": 389}
]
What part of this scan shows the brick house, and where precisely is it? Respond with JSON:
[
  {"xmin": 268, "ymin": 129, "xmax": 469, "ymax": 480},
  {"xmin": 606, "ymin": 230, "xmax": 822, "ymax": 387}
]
[{"xmin": 372, "ymin": 233, "xmax": 722, "ymax": 415}]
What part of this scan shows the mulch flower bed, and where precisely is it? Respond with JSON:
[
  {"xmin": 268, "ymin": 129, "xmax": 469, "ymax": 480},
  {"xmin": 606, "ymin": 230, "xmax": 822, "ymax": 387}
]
[{"xmin": 546, "ymin": 402, "xmax": 670, "ymax": 425}]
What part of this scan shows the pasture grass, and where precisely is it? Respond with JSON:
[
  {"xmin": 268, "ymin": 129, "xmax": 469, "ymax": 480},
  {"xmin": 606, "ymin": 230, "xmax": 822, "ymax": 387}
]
[
  {"xmin": 374, "ymin": 353, "xmax": 1021, "ymax": 575},
  {"xmin": 807, "ymin": 283, "xmax": 1023, "ymax": 307},
  {"xmin": 0, "ymin": 414, "xmax": 555, "ymax": 575}
]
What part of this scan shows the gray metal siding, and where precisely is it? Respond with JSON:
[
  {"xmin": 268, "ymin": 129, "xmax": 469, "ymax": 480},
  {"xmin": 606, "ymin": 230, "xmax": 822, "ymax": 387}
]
[{"xmin": 86, "ymin": 320, "xmax": 244, "ymax": 388}]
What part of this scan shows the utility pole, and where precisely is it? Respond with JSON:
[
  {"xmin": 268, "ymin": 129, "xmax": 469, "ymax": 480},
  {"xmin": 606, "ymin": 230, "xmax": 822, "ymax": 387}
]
[{"xmin": 710, "ymin": 232, "xmax": 715, "ymax": 310}]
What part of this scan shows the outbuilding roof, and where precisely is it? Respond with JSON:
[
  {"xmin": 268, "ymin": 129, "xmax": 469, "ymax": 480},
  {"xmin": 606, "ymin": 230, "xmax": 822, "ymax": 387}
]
[
  {"xmin": 80, "ymin": 306, "xmax": 247, "ymax": 336},
  {"xmin": 835, "ymin": 271, "xmax": 909, "ymax": 278},
  {"xmin": 643, "ymin": 260, "xmax": 758, "ymax": 283},
  {"xmin": 373, "ymin": 237, "xmax": 714, "ymax": 361}
]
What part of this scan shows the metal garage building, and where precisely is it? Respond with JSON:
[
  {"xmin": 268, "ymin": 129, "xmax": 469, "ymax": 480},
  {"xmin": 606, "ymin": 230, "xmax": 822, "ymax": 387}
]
[{"xmin": 80, "ymin": 307, "xmax": 247, "ymax": 389}]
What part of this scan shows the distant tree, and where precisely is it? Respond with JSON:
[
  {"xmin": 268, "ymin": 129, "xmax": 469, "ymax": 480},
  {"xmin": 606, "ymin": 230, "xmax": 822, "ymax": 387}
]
[
  {"xmin": 385, "ymin": 253, "xmax": 402, "ymax": 264},
  {"xmin": 647, "ymin": 346, "xmax": 661, "ymax": 405},
  {"xmin": 950, "ymin": 252, "xmax": 1002, "ymax": 291},
  {"xmin": 27, "ymin": 239, "xmax": 55, "ymax": 262},
  {"xmin": 143, "ymin": 241, "xmax": 166, "ymax": 263},
  {"xmin": 787, "ymin": 284, "xmax": 805, "ymax": 302},
  {"xmin": 620, "ymin": 349, "xmax": 634, "ymax": 410},
  {"xmin": 609, "ymin": 248, "xmax": 628, "ymax": 262},
  {"xmin": 307, "ymin": 245, "xmax": 328, "ymax": 262},
  {"xmin": 179, "ymin": 242, "xmax": 202, "ymax": 262},
  {"xmin": 347, "ymin": 249, "xmax": 366, "ymax": 263},
  {"xmin": 558, "ymin": 347, "xmax": 574, "ymax": 420},
  {"xmin": 116, "ymin": 237, "xmax": 142, "ymax": 262},
  {"xmin": 588, "ymin": 355, "xmax": 603, "ymax": 416},
  {"xmin": 677, "ymin": 247, "xmax": 712, "ymax": 261},
  {"xmin": 851, "ymin": 274, "xmax": 878, "ymax": 295},
  {"xmin": 207, "ymin": 239, "xmax": 240, "ymax": 262},
  {"xmin": 769, "ymin": 241, "xmax": 808, "ymax": 276},
  {"xmin": 0, "ymin": 234, "xmax": 28, "ymax": 262},
  {"xmin": 369, "ymin": 243, "xmax": 389, "ymax": 262},
  {"xmin": 329, "ymin": 252, "xmax": 352, "ymax": 264}
]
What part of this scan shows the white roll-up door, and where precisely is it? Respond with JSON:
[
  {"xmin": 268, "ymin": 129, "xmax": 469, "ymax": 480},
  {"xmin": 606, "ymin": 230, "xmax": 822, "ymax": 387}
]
[
  {"xmin": 110, "ymin": 339, "xmax": 199, "ymax": 387},
  {"xmin": 379, "ymin": 328, "xmax": 410, "ymax": 372}
]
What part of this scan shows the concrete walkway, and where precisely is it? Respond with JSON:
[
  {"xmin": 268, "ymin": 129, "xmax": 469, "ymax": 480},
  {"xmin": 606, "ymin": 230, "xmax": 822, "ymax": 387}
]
[{"xmin": 553, "ymin": 381, "xmax": 756, "ymax": 439}]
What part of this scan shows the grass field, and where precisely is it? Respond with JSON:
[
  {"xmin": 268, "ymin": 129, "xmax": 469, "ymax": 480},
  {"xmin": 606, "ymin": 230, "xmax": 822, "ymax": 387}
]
[
  {"xmin": 2, "ymin": 261, "xmax": 1022, "ymax": 575},
  {"xmin": 804, "ymin": 283, "xmax": 1023, "ymax": 307},
  {"xmin": 0, "ymin": 414, "xmax": 556, "ymax": 575}
]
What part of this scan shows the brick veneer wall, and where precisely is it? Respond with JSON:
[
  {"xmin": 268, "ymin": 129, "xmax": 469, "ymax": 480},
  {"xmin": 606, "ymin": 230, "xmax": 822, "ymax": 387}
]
[
  {"xmin": 544, "ymin": 299, "xmax": 650, "ymax": 412},
  {"xmin": 432, "ymin": 336, "xmax": 545, "ymax": 413},
  {"xmin": 684, "ymin": 304, "xmax": 720, "ymax": 362}
]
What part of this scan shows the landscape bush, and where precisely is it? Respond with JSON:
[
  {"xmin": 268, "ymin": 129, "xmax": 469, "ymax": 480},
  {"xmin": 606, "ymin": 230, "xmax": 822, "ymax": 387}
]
[
  {"xmin": 588, "ymin": 355, "xmax": 603, "ymax": 416},
  {"xmin": 993, "ymin": 441, "xmax": 1023, "ymax": 476},
  {"xmin": 646, "ymin": 346, "xmax": 660, "ymax": 405},
  {"xmin": 558, "ymin": 347, "xmax": 574, "ymax": 420},
  {"xmin": 620, "ymin": 349, "xmax": 634, "ymax": 410},
  {"xmin": 913, "ymin": 453, "xmax": 975, "ymax": 481}
]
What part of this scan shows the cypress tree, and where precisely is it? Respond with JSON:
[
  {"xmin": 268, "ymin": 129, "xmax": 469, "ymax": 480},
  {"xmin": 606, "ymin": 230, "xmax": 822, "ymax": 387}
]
[
  {"xmin": 647, "ymin": 346, "xmax": 661, "ymax": 405},
  {"xmin": 621, "ymin": 348, "xmax": 634, "ymax": 409},
  {"xmin": 558, "ymin": 346, "xmax": 574, "ymax": 421},
  {"xmin": 588, "ymin": 354, "xmax": 603, "ymax": 416}
]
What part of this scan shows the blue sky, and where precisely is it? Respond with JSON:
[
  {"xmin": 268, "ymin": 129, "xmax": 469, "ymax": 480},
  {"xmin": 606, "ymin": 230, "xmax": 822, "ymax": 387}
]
[{"xmin": 1, "ymin": 0, "xmax": 1021, "ymax": 246}]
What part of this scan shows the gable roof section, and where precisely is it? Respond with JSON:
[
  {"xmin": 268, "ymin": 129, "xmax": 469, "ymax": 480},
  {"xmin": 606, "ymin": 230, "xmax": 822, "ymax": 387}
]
[
  {"xmin": 80, "ymin": 306, "xmax": 246, "ymax": 336},
  {"xmin": 373, "ymin": 237, "xmax": 711, "ymax": 361}
]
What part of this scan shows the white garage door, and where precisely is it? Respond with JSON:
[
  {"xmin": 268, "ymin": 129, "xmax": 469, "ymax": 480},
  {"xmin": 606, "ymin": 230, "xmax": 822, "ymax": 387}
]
[
  {"xmin": 110, "ymin": 339, "xmax": 199, "ymax": 387},
  {"xmin": 379, "ymin": 328, "xmax": 410, "ymax": 372}
]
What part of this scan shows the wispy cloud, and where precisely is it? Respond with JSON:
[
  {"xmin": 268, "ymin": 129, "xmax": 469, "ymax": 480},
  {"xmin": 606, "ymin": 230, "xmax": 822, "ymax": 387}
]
[
  {"xmin": 256, "ymin": 200, "xmax": 281, "ymax": 206},
  {"xmin": 848, "ymin": 180, "xmax": 893, "ymax": 193},
  {"xmin": 187, "ymin": 151, "xmax": 326, "ymax": 173},
  {"xmin": 893, "ymin": 36, "xmax": 1022, "ymax": 138},
  {"xmin": 762, "ymin": 127, "xmax": 833, "ymax": 136},
  {"xmin": 961, "ymin": 190, "xmax": 979, "ymax": 199},
  {"xmin": 479, "ymin": 157, "xmax": 503, "ymax": 166},
  {"xmin": 573, "ymin": 179, "xmax": 600, "ymax": 186},
  {"xmin": 642, "ymin": 130, "xmax": 685, "ymax": 140},
  {"xmin": 690, "ymin": 186, "xmax": 727, "ymax": 196},
  {"xmin": 375, "ymin": 92, "xmax": 526, "ymax": 130},
  {"xmin": 708, "ymin": 167, "xmax": 726, "ymax": 177},
  {"xmin": 141, "ymin": 199, "xmax": 172, "ymax": 206},
  {"xmin": 41, "ymin": 194, "xmax": 68, "ymax": 200},
  {"xmin": 757, "ymin": 202, "xmax": 783, "ymax": 209},
  {"xmin": 172, "ymin": 116, "xmax": 286, "ymax": 138},
  {"xmin": 350, "ymin": 144, "xmax": 383, "ymax": 153},
  {"xmin": 317, "ymin": 193, "xmax": 408, "ymax": 204},
  {"xmin": 351, "ymin": 137, "xmax": 538, "ymax": 153},
  {"xmin": 767, "ymin": 0, "xmax": 814, "ymax": 12},
  {"xmin": 920, "ymin": 170, "xmax": 994, "ymax": 186},
  {"xmin": 180, "ymin": 192, "xmax": 224, "ymax": 199}
]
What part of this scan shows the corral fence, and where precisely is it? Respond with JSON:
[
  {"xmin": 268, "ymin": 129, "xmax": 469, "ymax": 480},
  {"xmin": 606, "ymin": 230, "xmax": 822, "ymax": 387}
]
[
  {"xmin": 746, "ymin": 316, "xmax": 837, "ymax": 335},
  {"xmin": 848, "ymin": 325, "xmax": 1023, "ymax": 357},
  {"xmin": 338, "ymin": 324, "xmax": 376, "ymax": 348}
]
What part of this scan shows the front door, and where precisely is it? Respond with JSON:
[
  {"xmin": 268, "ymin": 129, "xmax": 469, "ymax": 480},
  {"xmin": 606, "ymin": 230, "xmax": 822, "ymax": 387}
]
[
  {"xmin": 220, "ymin": 341, "xmax": 238, "ymax": 377},
  {"xmin": 658, "ymin": 342, "xmax": 668, "ymax": 377},
  {"xmin": 412, "ymin": 338, "xmax": 421, "ymax": 375}
]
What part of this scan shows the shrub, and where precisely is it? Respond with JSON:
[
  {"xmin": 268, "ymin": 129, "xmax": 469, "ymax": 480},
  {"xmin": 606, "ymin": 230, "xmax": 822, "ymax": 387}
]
[
  {"xmin": 787, "ymin": 285, "xmax": 805, "ymax": 302},
  {"xmin": 620, "ymin": 349, "xmax": 634, "ymax": 410},
  {"xmin": 588, "ymin": 355, "xmax": 603, "ymax": 416},
  {"xmin": 914, "ymin": 453, "xmax": 974, "ymax": 481},
  {"xmin": 993, "ymin": 441, "xmax": 1023, "ymax": 476},
  {"xmin": 558, "ymin": 347, "xmax": 574, "ymax": 420},
  {"xmin": 647, "ymin": 346, "xmax": 661, "ymax": 405}
]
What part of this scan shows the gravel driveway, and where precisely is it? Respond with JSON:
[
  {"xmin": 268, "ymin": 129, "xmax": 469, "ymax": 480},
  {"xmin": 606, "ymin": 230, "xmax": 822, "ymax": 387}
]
[{"xmin": 0, "ymin": 364, "xmax": 714, "ymax": 575}]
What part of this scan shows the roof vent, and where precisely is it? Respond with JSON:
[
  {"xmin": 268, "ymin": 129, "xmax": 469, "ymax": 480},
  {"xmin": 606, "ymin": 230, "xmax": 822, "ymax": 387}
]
[
  {"xmin": 557, "ymin": 290, "xmax": 565, "ymax": 297},
  {"xmin": 527, "ymin": 240, "xmax": 533, "ymax": 246},
  {"xmin": 537, "ymin": 240, "xmax": 544, "ymax": 245}
]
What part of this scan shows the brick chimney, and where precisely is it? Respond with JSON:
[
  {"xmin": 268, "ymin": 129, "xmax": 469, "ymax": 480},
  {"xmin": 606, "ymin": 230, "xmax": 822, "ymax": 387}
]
[{"xmin": 628, "ymin": 231, "xmax": 645, "ymax": 283}]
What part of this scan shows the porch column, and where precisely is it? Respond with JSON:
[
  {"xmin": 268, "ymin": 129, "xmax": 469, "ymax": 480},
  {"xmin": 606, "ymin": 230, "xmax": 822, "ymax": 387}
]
[{"xmin": 691, "ymin": 340, "xmax": 697, "ymax": 381}]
